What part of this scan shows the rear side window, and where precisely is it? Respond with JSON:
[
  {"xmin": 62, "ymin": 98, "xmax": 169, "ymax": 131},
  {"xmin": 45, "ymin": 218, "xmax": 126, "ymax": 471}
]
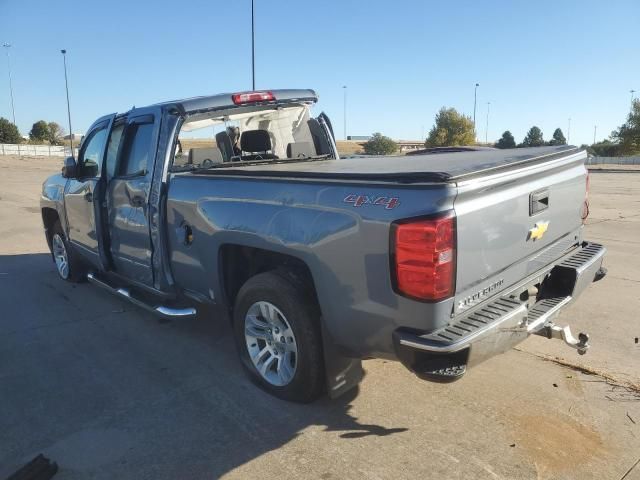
[
  {"xmin": 118, "ymin": 122, "xmax": 155, "ymax": 176},
  {"xmin": 105, "ymin": 124, "xmax": 124, "ymax": 179}
]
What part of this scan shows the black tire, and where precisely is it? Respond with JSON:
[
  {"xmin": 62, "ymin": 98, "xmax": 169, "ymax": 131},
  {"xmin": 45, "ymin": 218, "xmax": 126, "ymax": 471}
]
[
  {"xmin": 233, "ymin": 270, "xmax": 325, "ymax": 403},
  {"xmin": 50, "ymin": 220, "xmax": 86, "ymax": 283}
]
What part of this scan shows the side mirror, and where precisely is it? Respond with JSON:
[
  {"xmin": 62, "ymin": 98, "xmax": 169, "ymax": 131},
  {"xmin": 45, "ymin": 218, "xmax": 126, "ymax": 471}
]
[{"xmin": 61, "ymin": 156, "xmax": 77, "ymax": 178}]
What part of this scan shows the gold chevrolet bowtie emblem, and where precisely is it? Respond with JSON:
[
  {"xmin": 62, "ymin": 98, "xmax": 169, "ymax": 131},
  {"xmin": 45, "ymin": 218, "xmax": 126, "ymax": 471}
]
[{"xmin": 528, "ymin": 221, "xmax": 549, "ymax": 241}]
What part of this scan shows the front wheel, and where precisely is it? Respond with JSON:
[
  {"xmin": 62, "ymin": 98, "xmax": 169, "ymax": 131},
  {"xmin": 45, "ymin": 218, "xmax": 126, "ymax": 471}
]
[{"xmin": 233, "ymin": 271, "xmax": 325, "ymax": 403}]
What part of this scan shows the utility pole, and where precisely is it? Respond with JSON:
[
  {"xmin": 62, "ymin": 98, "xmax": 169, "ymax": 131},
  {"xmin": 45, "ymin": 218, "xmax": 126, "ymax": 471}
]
[
  {"xmin": 567, "ymin": 117, "xmax": 571, "ymax": 145},
  {"xmin": 2, "ymin": 43, "xmax": 16, "ymax": 125},
  {"xmin": 593, "ymin": 125, "xmax": 597, "ymax": 145},
  {"xmin": 342, "ymin": 85, "xmax": 347, "ymax": 140},
  {"xmin": 473, "ymin": 83, "xmax": 479, "ymax": 133},
  {"xmin": 631, "ymin": 89, "xmax": 636, "ymax": 109},
  {"xmin": 61, "ymin": 49, "xmax": 74, "ymax": 158},
  {"xmin": 251, "ymin": 0, "xmax": 255, "ymax": 90},
  {"xmin": 485, "ymin": 102, "xmax": 490, "ymax": 144}
]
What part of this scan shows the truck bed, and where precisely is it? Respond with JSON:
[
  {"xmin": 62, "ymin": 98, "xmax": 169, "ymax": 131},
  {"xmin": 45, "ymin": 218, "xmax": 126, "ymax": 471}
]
[{"xmin": 190, "ymin": 145, "xmax": 581, "ymax": 183}]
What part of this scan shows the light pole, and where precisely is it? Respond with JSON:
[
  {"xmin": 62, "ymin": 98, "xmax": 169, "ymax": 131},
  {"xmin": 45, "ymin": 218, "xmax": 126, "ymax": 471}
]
[
  {"xmin": 2, "ymin": 43, "xmax": 16, "ymax": 125},
  {"xmin": 593, "ymin": 125, "xmax": 597, "ymax": 145},
  {"xmin": 473, "ymin": 83, "xmax": 479, "ymax": 132},
  {"xmin": 251, "ymin": 0, "xmax": 255, "ymax": 90},
  {"xmin": 485, "ymin": 102, "xmax": 490, "ymax": 144},
  {"xmin": 61, "ymin": 49, "xmax": 74, "ymax": 157},
  {"xmin": 342, "ymin": 85, "xmax": 347, "ymax": 140},
  {"xmin": 567, "ymin": 117, "xmax": 571, "ymax": 145},
  {"xmin": 631, "ymin": 89, "xmax": 636, "ymax": 108}
]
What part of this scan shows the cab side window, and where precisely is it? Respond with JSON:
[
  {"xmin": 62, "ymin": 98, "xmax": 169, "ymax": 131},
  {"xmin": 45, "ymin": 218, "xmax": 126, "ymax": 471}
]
[
  {"xmin": 118, "ymin": 122, "xmax": 155, "ymax": 177},
  {"xmin": 79, "ymin": 126, "xmax": 108, "ymax": 177},
  {"xmin": 105, "ymin": 123, "xmax": 125, "ymax": 179}
]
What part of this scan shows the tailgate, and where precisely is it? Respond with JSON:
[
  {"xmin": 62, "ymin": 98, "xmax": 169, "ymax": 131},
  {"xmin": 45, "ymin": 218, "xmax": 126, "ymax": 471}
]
[{"xmin": 452, "ymin": 148, "xmax": 588, "ymax": 313}]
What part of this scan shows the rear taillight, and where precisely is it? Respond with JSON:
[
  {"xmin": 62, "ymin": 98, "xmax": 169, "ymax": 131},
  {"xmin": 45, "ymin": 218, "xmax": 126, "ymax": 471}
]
[
  {"xmin": 392, "ymin": 214, "xmax": 456, "ymax": 301},
  {"xmin": 231, "ymin": 91, "xmax": 275, "ymax": 104},
  {"xmin": 582, "ymin": 171, "xmax": 590, "ymax": 223}
]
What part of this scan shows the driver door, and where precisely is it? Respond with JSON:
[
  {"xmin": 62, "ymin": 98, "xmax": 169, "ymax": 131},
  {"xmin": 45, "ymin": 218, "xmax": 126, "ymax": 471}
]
[{"xmin": 63, "ymin": 115, "xmax": 115, "ymax": 269}]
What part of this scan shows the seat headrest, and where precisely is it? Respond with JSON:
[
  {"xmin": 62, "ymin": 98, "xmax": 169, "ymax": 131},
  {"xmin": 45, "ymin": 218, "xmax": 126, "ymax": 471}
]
[{"xmin": 241, "ymin": 130, "xmax": 272, "ymax": 153}]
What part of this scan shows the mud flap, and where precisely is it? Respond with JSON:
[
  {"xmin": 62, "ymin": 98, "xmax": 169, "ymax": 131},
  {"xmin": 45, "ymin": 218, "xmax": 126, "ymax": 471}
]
[{"xmin": 321, "ymin": 323, "xmax": 364, "ymax": 399}]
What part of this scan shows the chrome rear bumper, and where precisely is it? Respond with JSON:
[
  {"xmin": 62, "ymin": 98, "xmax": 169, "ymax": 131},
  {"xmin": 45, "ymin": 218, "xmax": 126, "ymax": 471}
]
[{"xmin": 393, "ymin": 241, "xmax": 606, "ymax": 381}]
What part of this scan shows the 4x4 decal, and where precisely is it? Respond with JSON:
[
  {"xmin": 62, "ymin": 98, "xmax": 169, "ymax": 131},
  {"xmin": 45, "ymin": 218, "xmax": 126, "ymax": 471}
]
[{"xmin": 343, "ymin": 194, "xmax": 400, "ymax": 210}]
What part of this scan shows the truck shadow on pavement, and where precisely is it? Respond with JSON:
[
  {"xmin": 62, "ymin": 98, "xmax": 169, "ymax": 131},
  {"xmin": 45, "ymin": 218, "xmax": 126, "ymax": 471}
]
[{"xmin": 0, "ymin": 253, "xmax": 407, "ymax": 479}]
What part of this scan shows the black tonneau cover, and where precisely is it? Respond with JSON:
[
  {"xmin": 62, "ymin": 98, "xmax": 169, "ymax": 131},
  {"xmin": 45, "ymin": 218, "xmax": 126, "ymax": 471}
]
[{"xmin": 190, "ymin": 146, "xmax": 582, "ymax": 184}]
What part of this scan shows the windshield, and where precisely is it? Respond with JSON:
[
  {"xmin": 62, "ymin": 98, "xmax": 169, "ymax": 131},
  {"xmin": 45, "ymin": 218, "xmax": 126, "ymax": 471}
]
[{"xmin": 172, "ymin": 103, "xmax": 325, "ymax": 171}]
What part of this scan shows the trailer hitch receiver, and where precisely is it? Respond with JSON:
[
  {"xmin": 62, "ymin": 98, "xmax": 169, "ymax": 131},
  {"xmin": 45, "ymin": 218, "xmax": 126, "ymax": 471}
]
[{"xmin": 535, "ymin": 322, "xmax": 590, "ymax": 355}]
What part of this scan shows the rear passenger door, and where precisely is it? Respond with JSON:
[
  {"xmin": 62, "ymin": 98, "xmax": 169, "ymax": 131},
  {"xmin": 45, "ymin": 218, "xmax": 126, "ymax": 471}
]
[{"xmin": 107, "ymin": 110, "xmax": 159, "ymax": 286}]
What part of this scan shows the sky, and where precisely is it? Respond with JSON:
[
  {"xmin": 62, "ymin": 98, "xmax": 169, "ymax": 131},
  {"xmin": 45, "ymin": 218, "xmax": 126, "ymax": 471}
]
[{"xmin": 1, "ymin": 0, "xmax": 638, "ymax": 146}]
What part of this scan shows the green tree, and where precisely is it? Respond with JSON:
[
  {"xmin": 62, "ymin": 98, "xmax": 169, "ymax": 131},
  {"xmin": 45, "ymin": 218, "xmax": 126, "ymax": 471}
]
[
  {"xmin": 425, "ymin": 107, "xmax": 475, "ymax": 147},
  {"xmin": 548, "ymin": 128, "xmax": 567, "ymax": 146},
  {"xmin": 588, "ymin": 139, "xmax": 621, "ymax": 157},
  {"xmin": 29, "ymin": 120, "xmax": 50, "ymax": 143},
  {"xmin": 496, "ymin": 130, "xmax": 516, "ymax": 149},
  {"xmin": 611, "ymin": 99, "xmax": 640, "ymax": 155},
  {"xmin": 0, "ymin": 117, "xmax": 22, "ymax": 144},
  {"xmin": 47, "ymin": 122, "xmax": 65, "ymax": 145},
  {"xmin": 363, "ymin": 132, "xmax": 398, "ymax": 155},
  {"xmin": 520, "ymin": 126, "xmax": 545, "ymax": 147}
]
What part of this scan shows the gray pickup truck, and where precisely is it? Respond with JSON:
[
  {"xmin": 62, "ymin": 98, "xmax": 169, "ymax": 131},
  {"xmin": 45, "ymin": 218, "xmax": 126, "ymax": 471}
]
[{"xmin": 41, "ymin": 89, "xmax": 606, "ymax": 402}]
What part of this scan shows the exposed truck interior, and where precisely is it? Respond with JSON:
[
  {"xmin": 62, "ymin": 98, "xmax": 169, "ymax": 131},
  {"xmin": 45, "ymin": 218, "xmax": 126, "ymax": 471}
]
[{"xmin": 173, "ymin": 93, "xmax": 335, "ymax": 171}]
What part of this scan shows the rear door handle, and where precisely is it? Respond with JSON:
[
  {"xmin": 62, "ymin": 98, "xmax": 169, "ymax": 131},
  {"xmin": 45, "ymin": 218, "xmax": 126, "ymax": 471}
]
[{"xmin": 130, "ymin": 195, "xmax": 145, "ymax": 207}]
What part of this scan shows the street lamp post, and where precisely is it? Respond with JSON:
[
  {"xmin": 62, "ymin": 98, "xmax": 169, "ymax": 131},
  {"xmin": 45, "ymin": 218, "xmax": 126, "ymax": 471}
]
[
  {"xmin": 61, "ymin": 49, "xmax": 74, "ymax": 158},
  {"xmin": 342, "ymin": 85, "xmax": 347, "ymax": 140},
  {"xmin": 593, "ymin": 125, "xmax": 597, "ymax": 145},
  {"xmin": 2, "ymin": 43, "xmax": 16, "ymax": 125},
  {"xmin": 485, "ymin": 102, "xmax": 490, "ymax": 144},
  {"xmin": 631, "ymin": 89, "xmax": 636, "ymax": 108},
  {"xmin": 251, "ymin": 0, "xmax": 255, "ymax": 90},
  {"xmin": 473, "ymin": 83, "xmax": 479, "ymax": 132}
]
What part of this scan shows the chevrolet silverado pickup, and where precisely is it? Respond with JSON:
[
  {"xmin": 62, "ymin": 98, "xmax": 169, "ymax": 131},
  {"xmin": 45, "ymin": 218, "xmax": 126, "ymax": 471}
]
[{"xmin": 40, "ymin": 89, "xmax": 607, "ymax": 402}]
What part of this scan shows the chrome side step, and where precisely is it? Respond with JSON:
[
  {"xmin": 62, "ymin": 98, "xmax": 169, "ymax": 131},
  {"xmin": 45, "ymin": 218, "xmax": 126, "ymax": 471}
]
[{"xmin": 87, "ymin": 273, "xmax": 196, "ymax": 320}]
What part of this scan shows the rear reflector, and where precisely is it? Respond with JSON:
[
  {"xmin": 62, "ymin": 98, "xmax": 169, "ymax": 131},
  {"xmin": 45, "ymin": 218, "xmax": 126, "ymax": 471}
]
[
  {"xmin": 392, "ymin": 214, "xmax": 456, "ymax": 301},
  {"xmin": 232, "ymin": 91, "xmax": 275, "ymax": 104}
]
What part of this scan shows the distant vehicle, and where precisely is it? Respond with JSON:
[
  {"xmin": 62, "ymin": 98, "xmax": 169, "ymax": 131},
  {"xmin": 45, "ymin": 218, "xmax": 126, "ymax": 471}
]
[{"xmin": 41, "ymin": 89, "xmax": 606, "ymax": 402}]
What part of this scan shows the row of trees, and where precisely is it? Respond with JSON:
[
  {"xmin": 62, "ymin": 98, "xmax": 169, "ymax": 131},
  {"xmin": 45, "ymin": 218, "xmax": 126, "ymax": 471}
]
[
  {"xmin": 495, "ymin": 127, "xmax": 567, "ymax": 149},
  {"xmin": 0, "ymin": 117, "xmax": 66, "ymax": 145},
  {"xmin": 422, "ymin": 101, "xmax": 640, "ymax": 156}
]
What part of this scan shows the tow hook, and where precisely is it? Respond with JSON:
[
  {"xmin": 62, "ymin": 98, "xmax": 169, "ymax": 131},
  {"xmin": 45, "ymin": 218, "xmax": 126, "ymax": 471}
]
[{"xmin": 536, "ymin": 322, "xmax": 590, "ymax": 355}]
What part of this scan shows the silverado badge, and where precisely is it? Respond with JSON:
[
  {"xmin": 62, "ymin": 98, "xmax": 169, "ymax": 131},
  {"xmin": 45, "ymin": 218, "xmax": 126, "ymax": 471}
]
[{"xmin": 528, "ymin": 221, "xmax": 549, "ymax": 241}]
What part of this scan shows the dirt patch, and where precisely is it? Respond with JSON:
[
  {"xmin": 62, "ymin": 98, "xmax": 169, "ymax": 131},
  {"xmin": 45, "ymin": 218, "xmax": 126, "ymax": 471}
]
[{"xmin": 510, "ymin": 414, "xmax": 606, "ymax": 478}]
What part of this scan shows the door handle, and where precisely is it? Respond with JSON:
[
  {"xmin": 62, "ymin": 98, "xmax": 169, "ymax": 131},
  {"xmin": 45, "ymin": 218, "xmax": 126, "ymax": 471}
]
[
  {"xmin": 130, "ymin": 195, "xmax": 145, "ymax": 207},
  {"xmin": 84, "ymin": 191, "xmax": 93, "ymax": 202}
]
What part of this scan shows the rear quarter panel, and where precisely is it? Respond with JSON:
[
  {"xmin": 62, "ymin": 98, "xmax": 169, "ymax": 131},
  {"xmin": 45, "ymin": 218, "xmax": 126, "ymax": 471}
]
[{"xmin": 166, "ymin": 174, "xmax": 456, "ymax": 357}]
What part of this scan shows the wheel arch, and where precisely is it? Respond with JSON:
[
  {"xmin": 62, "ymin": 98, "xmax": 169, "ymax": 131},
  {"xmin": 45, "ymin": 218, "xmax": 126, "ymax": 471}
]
[
  {"xmin": 41, "ymin": 207, "xmax": 60, "ymax": 254},
  {"xmin": 218, "ymin": 244, "xmax": 320, "ymax": 316}
]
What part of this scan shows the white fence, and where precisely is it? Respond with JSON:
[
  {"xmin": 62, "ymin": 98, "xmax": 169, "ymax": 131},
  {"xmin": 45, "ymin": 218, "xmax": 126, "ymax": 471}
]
[
  {"xmin": 0, "ymin": 143, "xmax": 77, "ymax": 157},
  {"xmin": 587, "ymin": 156, "xmax": 640, "ymax": 165}
]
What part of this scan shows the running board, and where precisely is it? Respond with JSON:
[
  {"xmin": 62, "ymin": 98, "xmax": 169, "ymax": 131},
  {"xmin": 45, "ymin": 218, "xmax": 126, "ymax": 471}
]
[{"xmin": 87, "ymin": 273, "xmax": 196, "ymax": 320}]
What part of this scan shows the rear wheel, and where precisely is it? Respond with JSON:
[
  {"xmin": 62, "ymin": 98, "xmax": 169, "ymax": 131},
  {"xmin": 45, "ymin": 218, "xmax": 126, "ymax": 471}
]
[
  {"xmin": 233, "ymin": 271, "xmax": 325, "ymax": 403},
  {"xmin": 50, "ymin": 221, "xmax": 85, "ymax": 282}
]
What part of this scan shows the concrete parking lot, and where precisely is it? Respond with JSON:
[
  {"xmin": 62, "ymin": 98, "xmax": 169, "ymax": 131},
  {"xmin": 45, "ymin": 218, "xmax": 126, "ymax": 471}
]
[{"xmin": 0, "ymin": 155, "xmax": 638, "ymax": 480}]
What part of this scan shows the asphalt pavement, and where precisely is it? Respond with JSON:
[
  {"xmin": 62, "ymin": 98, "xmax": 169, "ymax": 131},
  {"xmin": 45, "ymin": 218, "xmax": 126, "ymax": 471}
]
[{"xmin": 0, "ymin": 156, "xmax": 638, "ymax": 480}]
